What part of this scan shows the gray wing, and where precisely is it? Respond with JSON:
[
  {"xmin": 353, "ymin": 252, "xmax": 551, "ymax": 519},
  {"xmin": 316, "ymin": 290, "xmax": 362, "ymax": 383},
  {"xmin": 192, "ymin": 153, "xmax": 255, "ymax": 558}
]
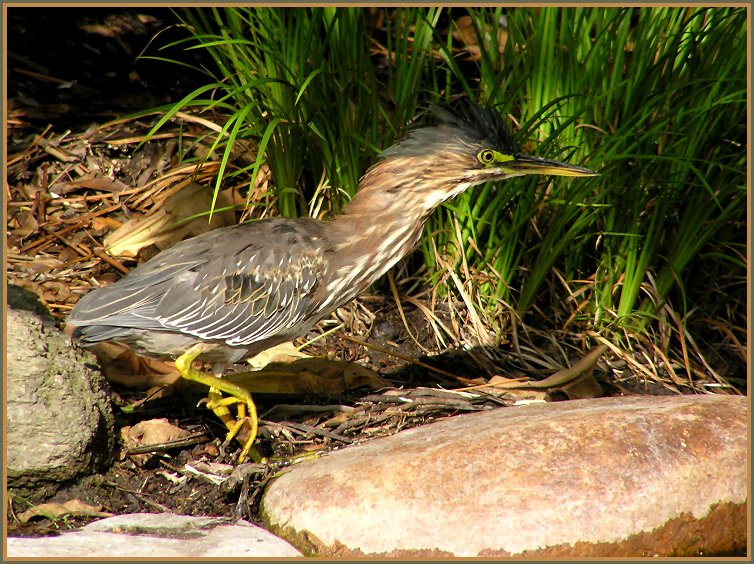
[{"xmin": 68, "ymin": 218, "xmax": 330, "ymax": 348}]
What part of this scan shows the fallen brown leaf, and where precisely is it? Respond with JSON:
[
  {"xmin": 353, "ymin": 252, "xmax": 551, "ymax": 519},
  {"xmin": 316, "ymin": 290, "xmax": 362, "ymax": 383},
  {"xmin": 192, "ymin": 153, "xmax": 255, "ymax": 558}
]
[
  {"xmin": 85, "ymin": 341, "xmax": 179, "ymax": 388},
  {"xmin": 557, "ymin": 374, "xmax": 604, "ymax": 400},
  {"xmin": 104, "ymin": 182, "xmax": 235, "ymax": 258},
  {"xmin": 451, "ymin": 15, "xmax": 508, "ymax": 61},
  {"xmin": 482, "ymin": 375, "xmax": 548, "ymax": 401},
  {"xmin": 479, "ymin": 345, "xmax": 609, "ymax": 400},
  {"xmin": 68, "ymin": 177, "xmax": 131, "ymax": 193},
  {"xmin": 12, "ymin": 210, "xmax": 39, "ymax": 237},
  {"xmin": 246, "ymin": 342, "xmax": 310, "ymax": 368},
  {"xmin": 224, "ymin": 357, "xmax": 389, "ymax": 395},
  {"xmin": 121, "ymin": 418, "xmax": 191, "ymax": 450},
  {"xmin": 41, "ymin": 280, "xmax": 76, "ymax": 304},
  {"xmin": 18, "ymin": 500, "xmax": 113, "ymax": 523},
  {"xmin": 120, "ymin": 418, "xmax": 193, "ymax": 463},
  {"xmin": 91, "ymin": 216, "xmax": 123, "ymax": 232}
]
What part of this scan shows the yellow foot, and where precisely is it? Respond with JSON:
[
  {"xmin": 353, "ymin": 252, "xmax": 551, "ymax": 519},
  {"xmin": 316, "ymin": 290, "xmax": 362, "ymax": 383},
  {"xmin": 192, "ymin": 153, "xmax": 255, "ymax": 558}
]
[
  {"xmin": 174, "ymin": 348, "xmax": 388, "ymax": 463},
  {"xmin": 204, "ymin": 388, "xmax": 262, "ymax": 463},
  {"xmin": 175, "ymin": 346, "xmax": 260, "ymax": 463}
]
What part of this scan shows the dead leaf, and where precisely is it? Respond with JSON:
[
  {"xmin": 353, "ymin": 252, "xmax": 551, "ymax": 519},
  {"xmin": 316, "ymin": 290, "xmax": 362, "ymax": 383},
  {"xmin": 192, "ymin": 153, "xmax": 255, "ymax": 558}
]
[
  {"xmin": 41, "ymin": 280, "xmax": 75, "ymax": 304},
  {"xmin": 17, "ymin": 183, "xmax": 40, "ymax": 201},
  {"xmin": 91, "ymin": 216, "xmax": 123, "ymax": 232},
  {"xmin": 49, "ymin": 178, "xmax": 122, "ymax": 196},
  {"xmin": 19, "ymin": 500, "xmax": 112, "ymax": 523},
  {"xmin": 122, "ymin": 418, "xmax": 190, "ymax": 450},
  {"xmin": 21, "ymin": 103, "xmax": 72, "ymax": 121},
  {"xmin": 247, "ymin": 342, "xmax": 310, "ymax": 368},
  {"xmin": 12, "ymin": 278, "xmax": 47, "ymax": 303},
  {"xmin": 120, "ymin": 419, "xmax": 201, "ymax": 463},
  {"xmin": 83, "ymin": 341, "xmax": 180, "ymax": 388},
  {"xmin": 479, "ymin": 345, "xmax": 609, "ymax": 401},
  {"xmin": 12, "ymin": 210, "xmax": 39, "ymax": 237},
  {"xmin": 58, "ymin": 246, "xmax": 81, "ymax": 263},
  {"xmin": 104, "ymin": 182, "xmax": 235, "ymax": 258},
  {"xmin": 225, "ymin": 357, "xmax": 389, "ymax": 395},
  {"xmin": 557, "ymin": 374, "xmax": 604, "ymax": 400},
  {"xmin": 29, "ymin": 256, "xmax": 65, "ymax": 272},
  {"xmin": 481, "ymin": 375, "xmax": 548, "ymax": 401},
  {"xmin": 81, "ymin": 23, "xmax": 117, "ymax": 37},
  {"xmin": 321, "ymin": 411, "xmax": 352, "ymax": 428},
  {"xmin": 70, "ymin": 177, "xmax": 131, "ymax": 193}
]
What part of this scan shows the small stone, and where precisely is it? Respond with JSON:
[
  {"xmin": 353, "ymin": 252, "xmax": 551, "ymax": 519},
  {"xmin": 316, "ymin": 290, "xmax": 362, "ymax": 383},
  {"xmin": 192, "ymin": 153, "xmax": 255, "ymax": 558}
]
[
  {"xmin": 6, "ymin": 513, "xmax": 302, "ymax": 557},
  {"xmin": 261, "ymin": 395, "xmax": 746, "ymax": 557},
  {"xmin": 371, "ymin": 318, "xmax": 399, "ymax": 341}
]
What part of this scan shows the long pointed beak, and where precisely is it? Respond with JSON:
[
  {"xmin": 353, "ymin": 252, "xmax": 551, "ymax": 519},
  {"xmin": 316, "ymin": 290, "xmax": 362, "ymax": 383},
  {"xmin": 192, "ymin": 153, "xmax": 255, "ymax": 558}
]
[{"xmin": 508, "ymin": 153, "xmax": 598, "ymax": 177}]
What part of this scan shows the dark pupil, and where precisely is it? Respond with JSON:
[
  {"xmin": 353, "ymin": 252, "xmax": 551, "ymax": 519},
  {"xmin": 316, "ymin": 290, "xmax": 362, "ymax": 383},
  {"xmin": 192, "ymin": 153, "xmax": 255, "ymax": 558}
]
[{"xmin": 484, "ymin": 151, "xmax": 493, "ymax": 162}]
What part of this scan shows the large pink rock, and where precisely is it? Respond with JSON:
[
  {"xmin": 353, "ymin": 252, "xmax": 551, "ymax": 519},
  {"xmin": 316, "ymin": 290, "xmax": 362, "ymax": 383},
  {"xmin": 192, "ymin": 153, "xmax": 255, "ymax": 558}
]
[{"xmin": 261, "ymin": 395, "xmax": 746, "ymax": 557}]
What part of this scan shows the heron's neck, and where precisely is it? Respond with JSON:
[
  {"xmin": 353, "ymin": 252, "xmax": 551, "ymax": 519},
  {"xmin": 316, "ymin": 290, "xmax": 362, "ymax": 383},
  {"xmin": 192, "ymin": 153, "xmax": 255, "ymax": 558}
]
[{"xmin": 320, "ymin": 158, "xmax": 459, "ymax": 302}]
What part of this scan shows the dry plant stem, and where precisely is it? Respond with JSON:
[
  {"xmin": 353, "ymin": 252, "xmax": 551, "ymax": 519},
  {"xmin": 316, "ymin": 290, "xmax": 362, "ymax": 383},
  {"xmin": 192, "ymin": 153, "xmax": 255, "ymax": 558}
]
[
  {"xmin": 21, "ymin": 223, "xmax": 86, "ymax": 253},
  {"xmin": 387, "ymin": 270, "xmax": 431, "ymax": 354},
  {"xmin": 41, "ymin": 225, "xmax": 90, "ymax": 257},
  {"xmin": 94, "ymin": 248, "xmax": 130, "ymax": 275},
  {"xmin": 104, "ymin": 481, "xmax": 172, "ymax": 513},
  {"xmin": 699, "ymin": 317, "xmax": 747, "ymax": 363},
  {"xmin": 273, "ymin": 421, "xmax": 353, "ymax": 444},
  {"xmin": 402, "ymin": 295, "xmax": 456, "ymax": 349}
]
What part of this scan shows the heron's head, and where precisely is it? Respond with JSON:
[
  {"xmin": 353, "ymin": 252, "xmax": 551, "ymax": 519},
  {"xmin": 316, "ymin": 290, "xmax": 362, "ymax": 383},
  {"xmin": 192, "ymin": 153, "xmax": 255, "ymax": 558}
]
[{"xmin": 361, "ymin": 100, "xmax": 598, "ymax": 213}]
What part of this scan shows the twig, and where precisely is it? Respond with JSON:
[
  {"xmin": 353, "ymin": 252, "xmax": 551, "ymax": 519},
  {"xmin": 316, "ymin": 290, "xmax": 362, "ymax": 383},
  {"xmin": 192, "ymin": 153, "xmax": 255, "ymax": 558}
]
[
  {"xmin": 94, "ymin": 247, "xmax": 130, "ymax": 275},
  {"xmin": 272, "ymin": 420, "xmax": 353, "ymax": 444}
]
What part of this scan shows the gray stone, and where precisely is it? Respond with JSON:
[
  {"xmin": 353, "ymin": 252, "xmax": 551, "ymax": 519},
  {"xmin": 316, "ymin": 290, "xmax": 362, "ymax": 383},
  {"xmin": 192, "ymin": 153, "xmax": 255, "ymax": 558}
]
[
  {"xmin": 7, "ymin": 285, "xmax": 114, "ymax": 489},
  {"xmin": 6, "ymin": 513, "xmax": 302, "ymax": 557},
  {"xmin": 261, "ymin": 395, "xmax": 746, "ymax": 557}
]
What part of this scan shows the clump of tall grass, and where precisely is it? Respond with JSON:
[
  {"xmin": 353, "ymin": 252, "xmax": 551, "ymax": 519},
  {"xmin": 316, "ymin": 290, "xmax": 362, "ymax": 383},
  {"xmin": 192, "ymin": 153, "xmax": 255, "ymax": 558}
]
[
  {"xmin": 444, "ymin": 7, "xmax": 746, "ymax": 386},
  {"xmin": 143, "ymin": 8, "xmax": 447, "ymax": 218}
]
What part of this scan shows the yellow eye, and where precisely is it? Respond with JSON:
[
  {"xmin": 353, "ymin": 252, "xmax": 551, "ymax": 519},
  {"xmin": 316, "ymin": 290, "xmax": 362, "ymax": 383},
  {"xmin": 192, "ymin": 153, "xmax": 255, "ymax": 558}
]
[
  {"xmin": 478, "ymin": 149, "xmax": 495, "ymax": 164},
  {"xmin": 477, "ymin": 149, "xmax": 515, "ymax": 166}
]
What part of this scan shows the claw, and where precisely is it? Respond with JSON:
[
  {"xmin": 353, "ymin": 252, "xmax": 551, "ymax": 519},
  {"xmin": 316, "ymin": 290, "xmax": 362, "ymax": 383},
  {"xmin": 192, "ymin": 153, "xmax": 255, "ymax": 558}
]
[{"xmin": 175, "ymin": 346, "xmax": 260, "ymax": 463}]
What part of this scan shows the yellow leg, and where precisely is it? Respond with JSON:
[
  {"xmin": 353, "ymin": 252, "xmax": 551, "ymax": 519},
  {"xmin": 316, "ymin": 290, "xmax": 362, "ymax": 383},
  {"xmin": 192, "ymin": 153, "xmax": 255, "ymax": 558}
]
[
  {"xmin": 175, "ymin": 347, "xmax": 259, "ymax": 463},
  {"xmin": 206, "ymin": 388, "xmax": 251, "ymax": 450}
]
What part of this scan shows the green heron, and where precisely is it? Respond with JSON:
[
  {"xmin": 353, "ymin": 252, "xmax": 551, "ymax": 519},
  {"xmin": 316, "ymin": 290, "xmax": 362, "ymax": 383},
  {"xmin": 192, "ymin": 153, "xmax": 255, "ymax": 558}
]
[{"xmin": 67, "ymin": 101, "xmax": 597, "ymax": 462}]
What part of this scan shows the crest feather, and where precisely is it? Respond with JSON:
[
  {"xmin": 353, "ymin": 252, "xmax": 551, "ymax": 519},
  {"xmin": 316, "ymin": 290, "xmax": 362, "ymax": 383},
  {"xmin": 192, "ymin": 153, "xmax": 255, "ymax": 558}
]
[
  {"xmin": 430, "ymin": 100, "xmax": 515, "ymax": 153},
  {"xmin": 380, "ymin": 99, "xmax": 516, "ymax": 160}
]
